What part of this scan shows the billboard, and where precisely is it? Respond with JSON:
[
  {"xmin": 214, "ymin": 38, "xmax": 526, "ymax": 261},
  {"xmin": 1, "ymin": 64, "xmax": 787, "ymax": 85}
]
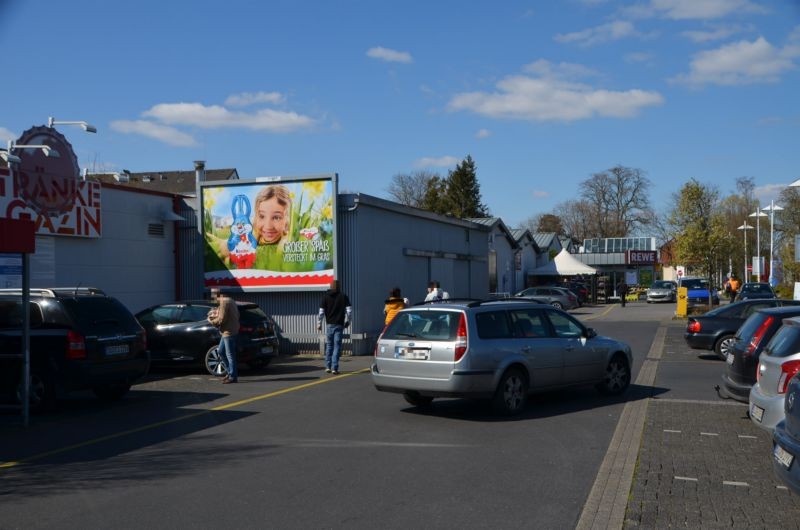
[{"xmin": 200, "ymin": 173, "xmax": 337, "ymax": 292}]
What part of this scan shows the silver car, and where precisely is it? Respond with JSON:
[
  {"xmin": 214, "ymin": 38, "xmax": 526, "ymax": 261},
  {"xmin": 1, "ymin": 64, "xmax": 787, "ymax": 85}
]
[
  {"xmin": 646, "ymin": 280, "xmax": 677, "ymax": 303},
  {"xmin": 515, "ymin": 286, "xmax": 579, "ymax": 310},
  {"xmin": 371, "ymin": 300, "xmax": 633, "ymax": 415},
  {"xmin": 749, "ymin": 316, "xmax": 800, "ymax": 432}
]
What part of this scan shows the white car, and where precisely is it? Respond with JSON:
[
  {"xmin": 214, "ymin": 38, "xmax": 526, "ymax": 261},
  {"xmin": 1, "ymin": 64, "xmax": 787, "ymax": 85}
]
[
  {"xmin": 749, "ymin": 316, "xmax": 800, "ymax": 432},
  {"xmin": 646, "ymin": 280, "xmax": 677, "ymax": 303}
]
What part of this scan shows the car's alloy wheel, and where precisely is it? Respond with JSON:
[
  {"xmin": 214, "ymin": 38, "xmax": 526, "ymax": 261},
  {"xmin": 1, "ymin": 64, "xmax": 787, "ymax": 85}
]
[
  {"xmin": 598, "ymin": 355, "xmax": 630, "ymax": 395},
  {"xmin": 551, "ymin": 301, "xmax": 563, "ymax": 309},
  {"xmin": 492, "ymin": 368, "xmax": 528, "ymax": 415},
  {"xmin": 16, "ymin": 371, "xmax": 56, "ymax": 412},
  {"xmin": 403, "ymin": 391, "xmax": 434, "ymax": 408},
  {"xmin": 715, "ymin": 334, "xmax": 735, "ymax": 361},
  {"xmin": 205, "ymin": 346, "xmax": 228, "ymax": 376}
]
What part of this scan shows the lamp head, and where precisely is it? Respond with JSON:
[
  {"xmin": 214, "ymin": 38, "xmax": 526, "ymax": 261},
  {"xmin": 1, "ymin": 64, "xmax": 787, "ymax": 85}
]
[{"xmin": 0, "ymin": 151, "xmax": 22, "ymax": 164}]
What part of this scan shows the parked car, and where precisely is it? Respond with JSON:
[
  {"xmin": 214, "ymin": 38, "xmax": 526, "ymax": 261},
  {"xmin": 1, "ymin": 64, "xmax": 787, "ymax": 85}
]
[
  {"xmin": 0, "ymin": 287, "xmax": 149, "ymax": 411},
  {"xmin": 646, "ymin": 280, "xmax": 677, "ymax": 303},
  {"xmin": 684, "ymin": 299, "xmax": 799, "ymax": 360},
  {"xmin": 514, "ymin": 286, "xmax": 579, "ymax": 310},
  {"xmin": 136, "ymin": 300, "xmax": 279, "ymax": 376},
  {"xmin": 749, "ymin": 316, "xmax": 800, "ymax": 432},
  {"xmin": 371, "ymin": 299, "xmax": 633, "ymax": 415},
  {"xmin": 561, "ymin": 281, "xmax": 590, "ymax": 305},
  {"xmin": 772, "ymin": 376, "xmax": 800, "ymax": 495},
  {"xmin": 736, "ymin": 282, "xmax": 777, "ymax": 301},
  {"xmin": 721, "ymin": 305, "xmax": 800, "ymax": 402},
  {"xmin": 678, "ymin": 277, "xmax": 720, "ymax": 307}
]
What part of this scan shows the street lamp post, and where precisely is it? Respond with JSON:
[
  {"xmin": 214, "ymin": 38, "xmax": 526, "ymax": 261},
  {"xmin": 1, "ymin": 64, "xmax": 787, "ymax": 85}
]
[
  {"xmin": 47, "ymin": 117, "xmax": 97, "ymax": 133},
  {"xmin": 738, "ymin": 222, "xmax": 754, "ymax": 282},
  {"xmin": 749, "ymin": 208, "xmax": 768, "ymax": 281},
  {"xmin": 763, "ymin": 201, "xmax": 784, "ymax": 286}
]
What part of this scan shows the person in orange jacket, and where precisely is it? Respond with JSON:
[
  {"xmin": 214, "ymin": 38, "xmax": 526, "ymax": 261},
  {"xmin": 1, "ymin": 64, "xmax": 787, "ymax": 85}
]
[{"xmin": 383, "ymin": 287, "xmax": 408, "ymax": 325}]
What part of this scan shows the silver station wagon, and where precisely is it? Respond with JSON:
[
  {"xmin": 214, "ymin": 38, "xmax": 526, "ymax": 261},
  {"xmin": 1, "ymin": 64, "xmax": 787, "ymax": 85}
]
[{"xmin": 371, "ymin": 299, "xmax": 633, "ymax": 415}]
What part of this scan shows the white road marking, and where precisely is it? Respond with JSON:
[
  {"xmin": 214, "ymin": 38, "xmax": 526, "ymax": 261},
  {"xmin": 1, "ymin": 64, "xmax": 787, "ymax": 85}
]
[
  {"xmin": 737, "ymin": 435, "xmax": 757, "ymax": 439},
  {"xmin": 664, "ymin": 429, "xmax": 682, "ymax": 433},
  {"xmin": 777, "ymin": 486, "xmax": 788, "ymax": 490},
  {"xmin": 700, "ymin": 432, "xmax": 719, "ymax": 436},
  {"xmin": 674, "ymin": 476, "xmax": 698, "ymax": 482},
  {"xmin": 723, "ymin": 481, "xmax": 749, "ymax": 487}
]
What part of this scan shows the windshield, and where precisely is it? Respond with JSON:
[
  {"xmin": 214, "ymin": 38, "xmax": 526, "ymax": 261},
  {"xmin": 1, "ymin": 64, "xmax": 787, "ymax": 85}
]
[
  {"xmin": 743, "ymin": 284, "xmax": 772, "ymax": 293},
  {"xmin": 651, "ymin": 281, "xmax": 674, "ymax": 289},
  {"xmin": 681, "ymin": 279, "xmax": 708, "ymax": 290}
]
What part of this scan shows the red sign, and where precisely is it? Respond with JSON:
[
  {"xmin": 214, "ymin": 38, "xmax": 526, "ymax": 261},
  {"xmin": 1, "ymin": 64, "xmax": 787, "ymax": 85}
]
[{"xmin": 627, "ymin": 250, "xmax": 657, "ymax": 265}]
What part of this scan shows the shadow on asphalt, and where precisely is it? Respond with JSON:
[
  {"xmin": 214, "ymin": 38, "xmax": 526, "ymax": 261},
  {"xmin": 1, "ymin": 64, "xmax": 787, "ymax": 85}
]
[
  {"xmin": 400, "ymin": 383, "xmax": 669, "ymax": 422},
  {"xmin": 147, "ymin": 355, "xmax": 324, "ymax": 380}
]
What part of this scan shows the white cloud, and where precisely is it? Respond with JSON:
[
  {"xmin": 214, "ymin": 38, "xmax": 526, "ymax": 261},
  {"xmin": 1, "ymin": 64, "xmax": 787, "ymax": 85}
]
[
  {"xmin": 475, "ymin": 129, "xmax": 491, "ymax": 139},
  {"xmin": 628, "ymin": 0, "xmax": 766, "ymax": 20},
  {"xmin": 448, "ymin": 60, "xmax": 664, "ymax": 122},
  {"xmin": 681, "ymin": 24, "xmax": 748, "ymax": 43},
  {"xmin": 0, "ymin": 127, "xmax": 17, "ymax": 143},
  {"xmin": 532, "ymin": 190, "xmax": 550, "ymax": 199},
  {"xmin": 625, "ymin": 51, "xmax": 655, "ymax": 65},
  {"xmin": 673, "ymin": 37, "xmax": 799, "ymax": 86},
  {"xmin": 754, "ymin": 183, "xmax": 790, "ymax": 205},
  {"xmin": 555, "ymin": 20, "xmax": 639, "ymax": 46},
  {"xmin": 523, "ymin": 59, "xmax": 599, "ymax": 79},
  {"xmin": 413, "ymin": 156, "xmax": 459, "ymax": 168},
  {"xmin": 224, "ymin": 91, "xmax": 285, "ymax": 107},
  {"xmin": 142, "ymin": 102, "xmax": 316, "ymax": 132},
  {"xmin": 110, "ymin": 120, "xmax": 198, "ymax": 147},
  {"xmin": 366, "ymin": 46, "xmax": 413, "ymax": 64}
]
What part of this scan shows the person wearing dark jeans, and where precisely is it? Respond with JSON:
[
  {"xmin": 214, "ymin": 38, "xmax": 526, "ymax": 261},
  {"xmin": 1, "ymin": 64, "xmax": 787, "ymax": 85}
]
[
  {"xmin": 317, "ymin": 280, "xmax": 352, "ymax": 374},
  {"xmin": 618, "ymin": 281, "xmax": 628, "ymax": 307}
]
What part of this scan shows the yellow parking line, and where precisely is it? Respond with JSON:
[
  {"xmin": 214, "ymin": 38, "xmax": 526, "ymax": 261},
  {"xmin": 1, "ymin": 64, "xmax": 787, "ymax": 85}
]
[
  {"xmin": 583, "ymin": 304, "xmax": 616, "ymax": 321},
  {"xmin": 0, "ymin": 368, "xmax": 370, "ymax": 470}
]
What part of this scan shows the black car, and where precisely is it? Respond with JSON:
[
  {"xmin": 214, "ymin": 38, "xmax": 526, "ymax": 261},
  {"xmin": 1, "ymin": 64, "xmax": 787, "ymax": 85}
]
[
  {"xmin": 684, "ymin": 299, "xmax": 800, "ymax": 360},
  {"xmin": 136, "ymin": 300, "xmax": 279, "ymax": 376},
  {"xmin": 0, "ymin": 287, "xmax": 149, "ymax": 411},
  {"xmin": 720, "ymin": 305, "xmax": 800, "ymax": 402},
  {"xmin": 736, "ymin": 282, "xmax": 776, "ymax": 301}
]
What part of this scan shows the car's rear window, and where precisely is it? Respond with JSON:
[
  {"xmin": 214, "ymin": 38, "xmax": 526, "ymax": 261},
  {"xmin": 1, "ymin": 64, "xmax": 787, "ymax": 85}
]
[
  {"xmin": 763, "ymin": 324, "xmax": 800, "ymax": 359},
  {"xmin": 240, "ymin": 305, "xmax": 268, "ymax": 322},
  {"xmin": 681, "ymin": 279, "xmax": 707, "ymax": 290},
  {"xmin": 736, "ymin": 312, "xmax": 771, "ymax": 340},
  {"xmin": 382, "ymin": 310, "xmax": 460, "ymax": 341},
  {"xmin": 745, "ymin": 284, "xmax": 773, "ymax": 293},
  {"xmin": 61, "ymin": 297, "xmax": 140, "ymax": 332}
]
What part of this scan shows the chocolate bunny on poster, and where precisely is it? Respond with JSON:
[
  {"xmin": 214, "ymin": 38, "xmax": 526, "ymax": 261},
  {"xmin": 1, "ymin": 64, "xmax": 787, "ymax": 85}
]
[{"xmin": 227, "ymin": 194, "xmax": 258, "ymax": 269}]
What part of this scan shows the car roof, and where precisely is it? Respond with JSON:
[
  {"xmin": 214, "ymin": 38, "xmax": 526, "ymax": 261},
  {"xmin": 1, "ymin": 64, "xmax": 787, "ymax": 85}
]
[
  {"xmin": 153, "ymin": 300, "xmax": 260, "ymax": 308},
  {"xmin": 757, "ymin": 305, "xmax": 800, "ymax": 315},
  {"xmin": 411, "ymin": 298, "xmax": 552, "ymax": 309}
]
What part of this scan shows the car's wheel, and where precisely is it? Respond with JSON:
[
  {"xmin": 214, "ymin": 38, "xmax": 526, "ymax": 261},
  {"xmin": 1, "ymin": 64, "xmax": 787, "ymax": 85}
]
[
  {"xmin": 550, "ymin": 301, "xmax": 563, "ymax": 309},
  {"xmin": 492, "ymin": 368, "xmax": 528, "ymax": 415},
  {"xmin": 597, "ymin": 354, "xmax": 630, "ymax": 395},
  {"xmin": 16, "ymin": 370, "xmax": 57, "ymax": 412},
  {"xmin": 205, "ymin": 346, "xmax": 228, "ymax": 376},
  {"xmin": 403, "ymin": 391, "xmax": 434, "ymax": 408},
  {"xmin": 714, "ymin": 334, "xmax": 736, "ymax": 361},
  {"xmin": 93, "ymin": 382, "xmax": 131, "ymax": 400}
]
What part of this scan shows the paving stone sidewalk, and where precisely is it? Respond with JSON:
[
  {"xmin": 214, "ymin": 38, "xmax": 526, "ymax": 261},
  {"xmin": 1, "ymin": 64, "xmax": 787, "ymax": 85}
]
[{"xmin": 624, "ymin": 324, "xmax": 800, "ymax": 529}]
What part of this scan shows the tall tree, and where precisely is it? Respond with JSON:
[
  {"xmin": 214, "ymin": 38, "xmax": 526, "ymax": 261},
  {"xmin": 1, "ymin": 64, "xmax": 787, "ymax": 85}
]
[
  {"xmin": 580, "ymin": 165, "xmax": 652, "ymax": 237},
  {"xmin": 443, "ymin": 155, "xmax": 488, "ymax": 218},
  {"xmin": 555, "ymin": 199, "xmax": 598, "ymax": 242},
  {"xmin": 386, "ymin": 170, "xmax": 438, "ymax": 207},
  {"xmin": 419, "ymin": 175, "xmax": 449, "ymax": 214},
  {"xmin": 669, "ymin": 179, "xmax": 729, "ymax": 301}
]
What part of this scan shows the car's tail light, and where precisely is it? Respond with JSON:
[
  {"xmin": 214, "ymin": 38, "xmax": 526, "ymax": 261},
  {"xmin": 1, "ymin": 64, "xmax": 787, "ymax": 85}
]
[
  {"xmin": 454, "ymin": 313, "xmax": 467, "ymax": 362},
  {"xmin": 239, "ymin": 325, "xmax": 255, "ymax": 333},
  {"xmin": 66, "ymin": 330, "xmax": 87, "ymax": 360},
  {"xmin": 746, "ymin": 316, "xmax": 774, "ymax": 355},
  {"xmin": 687, "ymin": 320, "xmax": 701, "ymax": 333},
  {"xmin": 777, "ymin": 360, "xmax": 800, "ymax": 394},
  {"xmin": 568, "ymin": 294, "xmax": 576, "ymax": 302}
]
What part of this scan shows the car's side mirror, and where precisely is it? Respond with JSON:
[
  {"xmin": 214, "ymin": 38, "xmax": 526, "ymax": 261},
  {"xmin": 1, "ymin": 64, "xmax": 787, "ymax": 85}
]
[{"xmin": 585, "ymin": 327, "xmax": 597, "ymax": 339}]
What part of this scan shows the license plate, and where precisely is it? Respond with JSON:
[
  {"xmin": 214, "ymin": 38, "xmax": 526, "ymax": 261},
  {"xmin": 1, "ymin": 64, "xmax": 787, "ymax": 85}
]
[
  {"xmin": 105, "ymin": 344, "xmax": 129, "ymax": 356},
  {"xmin": 751, "ymin": 403, "xmax": 765, "ymax": 422},
  {"xmin": 726, "ymin": 353, "xmax": 734, "ymax": 365},
  {"xmin": 399, "ymin": 349, "xmax": 428, "ymax": 360},
  {"xmin": 774, "ymin": 444, "xmax": 794, "ymax": 469},
  {"xmin": 261, "ymin": 346, "xmax": 273, "ymax": 354}
]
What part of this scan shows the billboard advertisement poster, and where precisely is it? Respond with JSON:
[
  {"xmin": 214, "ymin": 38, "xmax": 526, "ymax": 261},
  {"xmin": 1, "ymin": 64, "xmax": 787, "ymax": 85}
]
[{"xmin": 200, "ymin": 174, "xmax": 337, "ymax": 291}]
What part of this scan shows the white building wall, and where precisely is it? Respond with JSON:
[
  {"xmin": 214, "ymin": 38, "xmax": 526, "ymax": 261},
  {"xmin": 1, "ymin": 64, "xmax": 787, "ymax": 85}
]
[{"xmin": 30, "ymin": 186, "xmax": 177, "ymax": 313}]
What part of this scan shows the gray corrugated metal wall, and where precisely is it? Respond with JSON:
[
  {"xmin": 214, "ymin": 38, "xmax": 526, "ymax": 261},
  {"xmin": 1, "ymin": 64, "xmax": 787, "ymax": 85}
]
[
  {"xmin": 176, "ymin": 197, "xmax": 204, "ymax": 301},
  {"xmin": 175, "ymin": 192, "xmax": 489, "ymax": 356}
]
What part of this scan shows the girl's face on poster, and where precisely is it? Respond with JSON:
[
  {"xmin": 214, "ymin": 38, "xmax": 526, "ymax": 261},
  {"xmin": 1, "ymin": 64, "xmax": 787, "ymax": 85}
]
[{"xmin": 257, "ymin": 197, "xmax": 288, "ymax": 244}]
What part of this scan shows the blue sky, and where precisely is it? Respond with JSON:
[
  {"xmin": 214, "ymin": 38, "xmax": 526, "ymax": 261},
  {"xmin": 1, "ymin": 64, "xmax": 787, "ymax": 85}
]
[{"xmin": 1, "ymin": 0, "xmax": 799, "ymax": 229}]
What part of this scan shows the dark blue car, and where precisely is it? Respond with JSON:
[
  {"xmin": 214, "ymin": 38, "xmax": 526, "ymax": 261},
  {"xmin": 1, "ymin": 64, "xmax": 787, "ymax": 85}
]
[{"xmin": 773, "ymin": 376, "xmax": 800, "ymax": 495}]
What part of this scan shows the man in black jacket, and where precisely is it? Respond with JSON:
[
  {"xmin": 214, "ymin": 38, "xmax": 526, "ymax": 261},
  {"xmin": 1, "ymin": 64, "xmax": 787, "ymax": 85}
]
[{"xmin": 317, "ymin": 280, "xmax": 352, "ymax": 374}]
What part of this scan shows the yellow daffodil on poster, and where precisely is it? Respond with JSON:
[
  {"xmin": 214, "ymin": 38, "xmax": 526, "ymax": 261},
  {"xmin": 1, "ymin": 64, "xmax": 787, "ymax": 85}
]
[{"xmin": 200, "ymin": 175, "xmax": 337, "ymax": 291}]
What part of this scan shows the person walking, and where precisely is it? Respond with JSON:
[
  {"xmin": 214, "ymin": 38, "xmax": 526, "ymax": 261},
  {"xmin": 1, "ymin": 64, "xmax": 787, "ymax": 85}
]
[
  {"xmin": 728, "ymin": 275, "xmax": 741, "ymax": 303},
  {"xmin": 618, "ymin": 280, "xmax": 628, "ymax": 307},
  {"xmin": 317, "ymin": 280, "xmax": 352, "ymax": 374},
  {"xmin": 383, "ymin": 287, "xmax": 407, "ymax": 325},
  {"xmin": 207, "ymin": 287, "xmax": 240, "ymax": 383}
]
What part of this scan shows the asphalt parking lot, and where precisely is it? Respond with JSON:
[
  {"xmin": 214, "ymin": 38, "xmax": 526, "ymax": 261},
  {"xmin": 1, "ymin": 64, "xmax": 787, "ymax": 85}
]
[{"xmin": 2, "ymin": 301, "xmax": 800, "ymax": 529}]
